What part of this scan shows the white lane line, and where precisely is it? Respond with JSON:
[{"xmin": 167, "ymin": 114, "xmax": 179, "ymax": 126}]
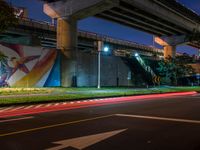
[
  {"xmin": 115, "ymin": 114, "xmax": 200, "ymax": 124},
  {"xmin": 9, "ymin": 106, "xmax": 25, "ymax": 111},
  {"xmin": 35, "ymin": 104, "xmax": 43, "ymax": 108},
  {"xmin": 0, "ymin": 107, "xmax": 10, "ymax": 112},
  {"xmin": 0, "ymin": 106, "xmax": 14, "ymax": 112},
  {"xmin": 0, "ymin": 107, "xmax": 6, "ymax": 110},
  {"xmin": 46, "ymin": 104, "xmax": 52, "ymax": 107},
  {"xmin": 24, "ymin": 105, "xmax": 34, "ymax": 109},
  {"xmin": 0, "ymin": 116, "xmax": 34, "ymax": 123},
  {"xmin": 55, "ymin": 103, "xmax": 59, "ymax": 106}
]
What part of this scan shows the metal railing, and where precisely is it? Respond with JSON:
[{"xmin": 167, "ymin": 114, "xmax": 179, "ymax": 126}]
[
  {"xmin": 135, "ymin": 54, "xmax": 156, "ymax": 77},
  {"xmin": 18, "ymin": 17, "xmax": 55, "ymax": 31},
  {"xmin": 79, "ymin": 30, "xmax": 163, "ymax": 54}
]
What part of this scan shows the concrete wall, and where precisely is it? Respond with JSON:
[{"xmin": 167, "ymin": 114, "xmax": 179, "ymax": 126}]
[
  {"xmin": 76, "ymin": 51, "xmax": 132, "ymax": 87},
  {"xmin": 0, "ymin": 42, "xmax": 134, "ymax": 87}
]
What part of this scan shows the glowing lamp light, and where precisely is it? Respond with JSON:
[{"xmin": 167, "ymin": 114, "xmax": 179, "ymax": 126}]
[
  {"xmin": 103, "ymin": 46, "xmax": 109, "ymax": 52},
  {"xmin": 135, "ymin": 53, "xmax": 139, "ymax": 57}
]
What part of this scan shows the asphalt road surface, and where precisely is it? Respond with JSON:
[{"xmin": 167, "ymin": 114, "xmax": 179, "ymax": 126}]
[{"xmin": 1, "ymin": 94, "xmax": 200, "ymax": 150}]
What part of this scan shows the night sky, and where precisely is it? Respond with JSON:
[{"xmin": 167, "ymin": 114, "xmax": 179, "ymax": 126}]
[{"xmin": 6, "ymin": 0, "xmax": 200, "ymax": 55}]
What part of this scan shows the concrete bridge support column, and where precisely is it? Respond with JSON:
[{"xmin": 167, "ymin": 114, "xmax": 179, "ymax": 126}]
[
  {"xmin": 43, "ymin": 0, "xmax": 119, "ymax": 87},
  {"xmin": 57, "ymin": 18, "xmax": 77, "ymax": 87},
  {"xmin": 164, "ymin": 45, "xmax": 176, "ymax": 59}
]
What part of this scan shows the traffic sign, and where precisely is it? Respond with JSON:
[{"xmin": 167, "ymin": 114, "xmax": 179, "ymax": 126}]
[{"xmin": 152, "ymin": 76, "xmax": 161, "ymax": 84}]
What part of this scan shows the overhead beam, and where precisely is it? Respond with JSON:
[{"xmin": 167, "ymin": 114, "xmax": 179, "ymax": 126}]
[
  {"xmin": 121, "ymin": 0, "xmax": 198, "ymax": 33},
  {"xmin": 153, "ymin": 0, "xmax": 198, "ymax": 24},
  {"xmin": 99, "ymin": 12, "xmax": 169, "ymax": 35},
  {"xmin": 108, "ymin": 9, "xmax": 177, "ymax": 35},
  {"xmin": 44, "ymin": 0, "xmax": 119, "ymax": 19},
  {"xmin": 189, "ymin": 42, "xmax": 200, "ymax": 49},
  {"xmin": 118, "ymin": 6, "xmax": 187, "ymax": 34},
  {"xmin": 96, "ymin": 13, "xmax": 163, "ymax": 36}
]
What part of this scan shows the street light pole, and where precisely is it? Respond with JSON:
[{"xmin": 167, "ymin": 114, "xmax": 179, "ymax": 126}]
[
  {"xmin": 97, "ymin": 41, "xmax": 109, "ymax": 89},
  {"xmin": 97, "ymin": 41, "xmax": 103, "ymax": 89},
  {"xmin": 97, "ymin": 50, "xmax": 101, "ymax": 89}
]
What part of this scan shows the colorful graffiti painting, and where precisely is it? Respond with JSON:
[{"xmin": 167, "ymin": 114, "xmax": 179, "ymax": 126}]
[{"xmin": 0, "ymin": 43, "xmax": 60, "ymax": 87}]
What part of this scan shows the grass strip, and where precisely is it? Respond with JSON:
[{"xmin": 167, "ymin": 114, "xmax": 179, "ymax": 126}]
[{"xmin": 0, "ymin": 86, "xmax": 199, "ymax": 106}]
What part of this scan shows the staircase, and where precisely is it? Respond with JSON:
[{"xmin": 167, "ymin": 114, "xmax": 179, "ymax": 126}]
[
  {"xmin": 115, "ymin": 50, "xmax": 157, "ymax": 85},
  {"xmin": 134, "ymin": 54, "xmax": 156, "ymax": 78}
]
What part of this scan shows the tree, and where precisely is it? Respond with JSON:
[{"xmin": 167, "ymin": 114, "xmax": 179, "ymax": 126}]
[
  {"xmin": 157, "ymin": 55, "xmax": 195, "ymax": 85},
  {"xmin": 0, "ymin": 0, "xmax": 18, "ymax": 33}
]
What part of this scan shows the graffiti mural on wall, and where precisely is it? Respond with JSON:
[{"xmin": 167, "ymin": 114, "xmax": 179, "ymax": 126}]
[{"xmin": 0, "ymin": 43, "xmax": 60, "ymax": 87}]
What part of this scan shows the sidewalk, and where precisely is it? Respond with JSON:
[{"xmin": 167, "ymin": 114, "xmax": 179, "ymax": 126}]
[{"xmin": 0, "ymin": 91, "xmax": 197, "ymax": 119}]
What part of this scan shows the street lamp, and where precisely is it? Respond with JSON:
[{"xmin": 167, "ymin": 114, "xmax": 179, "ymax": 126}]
[
  {"xmin": 103, "ymin": 46, "xmax": 109, "ymax": 52},
  {"xmin": 135, "ymin": 53, "xmax": 139, "ymax": 57},
  {"xmin": 97, "ymin": 41, "xmax": 109, "ymax": 89}
]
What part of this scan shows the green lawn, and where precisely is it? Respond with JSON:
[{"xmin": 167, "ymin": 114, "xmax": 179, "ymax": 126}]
[{"xmin": 0, "ymin": 86, "xmax": 199, "ymax": 106}]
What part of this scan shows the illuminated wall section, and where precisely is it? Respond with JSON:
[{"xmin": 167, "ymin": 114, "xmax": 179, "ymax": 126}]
[{"xmin": 0, "ymin": 43, "xmax": 60, "ymax": 87}]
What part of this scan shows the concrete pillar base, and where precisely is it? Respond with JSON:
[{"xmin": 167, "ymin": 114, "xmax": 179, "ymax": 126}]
[
  {"xmin": 57, "ymin": 18, "xmax": 77, "ymax": 87},
  {"xmin": 61, "ymin": 54, "xmax": 77, "ymax": 87}
]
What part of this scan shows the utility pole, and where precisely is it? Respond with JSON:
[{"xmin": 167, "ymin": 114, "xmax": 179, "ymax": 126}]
[{"xmin": 97, "ymin": 41, "xmax": 103, "ymax": 89}]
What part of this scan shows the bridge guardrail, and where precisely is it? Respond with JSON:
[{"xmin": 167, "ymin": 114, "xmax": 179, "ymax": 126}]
[
  {"xmin": 18, "ymin": 17, "xmax": 55, "ymax": 31},
  {"xmin": 79, "ymin": 30, "xmax": 163, "ymax": 55}
]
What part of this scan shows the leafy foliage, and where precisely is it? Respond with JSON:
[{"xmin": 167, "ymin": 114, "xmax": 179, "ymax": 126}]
[
  {"xmin": 0, "ymin": 0, "xmax": 18, "ymax": 33},
  {"xmin": 157, "ymin": 54, "xmax": 196, "ymax": 85}
]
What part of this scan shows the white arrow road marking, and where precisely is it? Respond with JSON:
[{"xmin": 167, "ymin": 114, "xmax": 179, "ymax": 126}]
[
  {"xmin": 46, "ymin": 129, "xmax": 127, "ymax": 150},
  {"xmin": 115, "ymin": 114, "xmax": 200, "ymax": 124}
]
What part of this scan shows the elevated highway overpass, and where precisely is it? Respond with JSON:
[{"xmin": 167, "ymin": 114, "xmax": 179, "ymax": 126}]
[
  {"xmin": 42, "ymin": 0, "xmax": 200, "ymax": 85},
  {"xmin": 41, "ymin": 0, "xmax": 200, "ymax": 86},
  {"xmin": 43, "ymin": 0, "xmax": 200, "ymax": 53}
]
